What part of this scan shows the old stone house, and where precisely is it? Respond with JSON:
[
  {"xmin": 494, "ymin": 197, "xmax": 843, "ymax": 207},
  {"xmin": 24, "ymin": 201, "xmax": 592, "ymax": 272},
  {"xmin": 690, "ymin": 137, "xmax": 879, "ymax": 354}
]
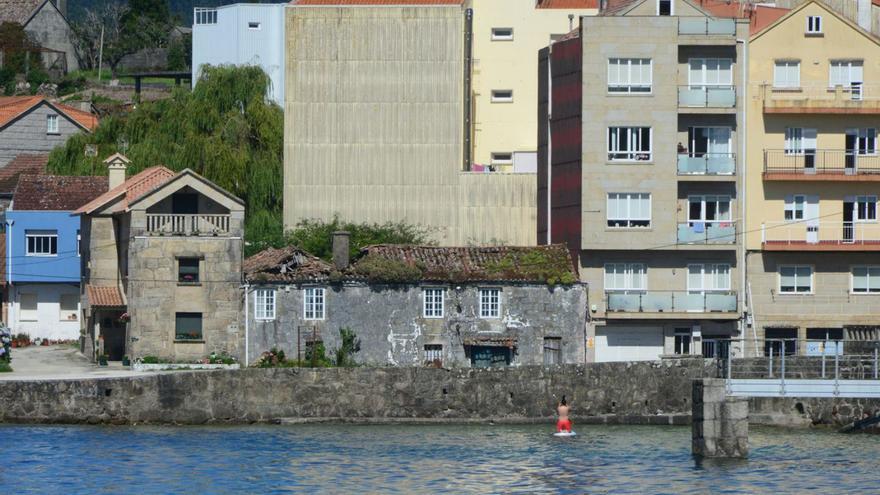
[
  {"xmin": 0, "ymin": 96, "xmax": 98, "ymax": 167},
  {"xmin": 0, "ymin": 0, "xmax": 79, "ymax": 73},
  {"xmin": 243, "ymin": 237, "xmax": 588, "ymax": 367},
  {"xmin": 74, "ymin": 154, "xmax": 245, "ymax": 362}
]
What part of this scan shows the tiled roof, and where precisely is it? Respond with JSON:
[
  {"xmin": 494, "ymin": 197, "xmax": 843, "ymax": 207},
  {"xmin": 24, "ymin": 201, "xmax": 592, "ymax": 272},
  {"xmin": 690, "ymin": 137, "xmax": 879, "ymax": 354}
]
[
  {"xmin": 599, "ymin": 0, "xmax": 642, "ymax": 15},
  {"xmin": 244, "ymin": 246, "xmax": 335, "ymax": 282},
  {"xmin": 536, "ymin": 0, "xmax": 598, "ymax": 8},
  {"xmin": 74, "ymin": 166, "xmax": 175, "ymax": 215},
  {"xmin": 697, "ymin": 0, "xmax": 789, "ymax": 34},
  {"xmin": 13, "ymin": 174, "xmax": 108, "ymax": 211},
  {"xmin": 0, "ymin": 0, "xmax": 44, "ymax": 24},
  {"xmin": 292, "ymin": 0, "xmax": 463, "ymax": 4},
  {"xmin": 0, "ymin": 153, "xmax": 48, "ymax": 194},
  {"xmin": 0, "ymin": 96, "xmax": 99, "ymax": 131},
  {"xmin": 87, "ymin": 285, "xmax": 126, "ymax": 308}
]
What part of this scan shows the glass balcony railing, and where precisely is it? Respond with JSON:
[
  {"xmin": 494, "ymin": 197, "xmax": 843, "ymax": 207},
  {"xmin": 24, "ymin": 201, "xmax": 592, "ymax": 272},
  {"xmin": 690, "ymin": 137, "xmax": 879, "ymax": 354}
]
[
  {"xmin": 606, "ymin": 290, "xmax": 738, "ymax": 313},
  {"xmin": 677, "ymin": 153, "xmax": 735, "ymax": 175},
  {"xmin": 678, "ymin": 17, "xmax": 736, "ymax": 35},
  {"xmin": 677, "ymin": 221, "xmax": 736, "ymax": 244},
  {"xmin": 679, "ymin": 86, "xmax": 736, "ymax": 108}
]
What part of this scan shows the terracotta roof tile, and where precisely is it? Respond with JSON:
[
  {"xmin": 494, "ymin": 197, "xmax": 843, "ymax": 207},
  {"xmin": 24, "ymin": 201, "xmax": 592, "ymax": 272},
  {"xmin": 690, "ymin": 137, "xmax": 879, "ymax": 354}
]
[
  {"xmin": 292, "ymin": 0, "xmax": 462, "ymax": 4},
  {"xmin": 0, "ymin": 96, "xmax": 99, "ymax": 131},
  {"xmin": 0, "ymin": 153, "xmax": 48, "ymax": 194},
  {"xmin": 536, "ymin": 0, "xmax": 598, "ymax": 8},
  {"xmin": 12, "ymin": 174, "xmax": 108, "ymax": 211},
  {"xmin": 697, "ymin": 0, "xmax": 789, "ymax": 34},
  {"xmin": 87, "ymin": 285, "xmax": 126, "ymax": 308},
  {"xmin": 0, "ymin": 0, "xmax": 44, "ymax": 24},
  {"xmin": 244, "ymin": 246, "xmax": 335, "ymax": 282},
  {"xmin": 74, "ymin": 166, "xmax": 175, "ymax": 215}
]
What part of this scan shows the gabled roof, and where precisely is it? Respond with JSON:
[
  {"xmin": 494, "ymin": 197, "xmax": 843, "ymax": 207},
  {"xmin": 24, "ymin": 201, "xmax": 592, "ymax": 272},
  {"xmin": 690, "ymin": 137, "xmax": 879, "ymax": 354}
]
[
  {"xmin": 536, "ymin": 0, "xmax": 598, "ymax": 8},
  {"xmin": 244, "ymin": 246, "xmax": 335, "ymax": 283},
  {"xmin": 696, "ymin": 0, "xmax": 788, "ymax": 34},
  {"xmin": 126, "ymin": 168, "xmax": 245, "ymax": 209},
  {"xmin": 73, "ymin": 166, "xmax": 176, "ymax": 215},
  {"xmin": 0, "ymin": 153, "xmax": 48, "ymax": 195},
  {"xmin": 13, "ymin": 174, "xmax": 108, "ymax": 211},
  {"xmin": 0, "ymin": 0, "xmax": 46, "ymax": 24},
  {"xmin": 0, "ymin": 96, "xmax": 99, "ymax": 132},
  {"xmin": 751, "ymin": 0, "xmax": 880, "ymax": 43},
  {"xmin": 86, "ymin": 285, "xmax": 126, "ymax": 308}
]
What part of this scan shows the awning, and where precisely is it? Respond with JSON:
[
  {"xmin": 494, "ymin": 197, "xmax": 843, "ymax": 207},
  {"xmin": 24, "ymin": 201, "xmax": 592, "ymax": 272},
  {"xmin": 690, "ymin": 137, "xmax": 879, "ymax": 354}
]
[
  {"xmin": 87, "ymin": 285, "xmax": 126, "ymax": 308},
  {"xmin": 463, "ymin": 336, "xmax": 518, "ymax": 348}
]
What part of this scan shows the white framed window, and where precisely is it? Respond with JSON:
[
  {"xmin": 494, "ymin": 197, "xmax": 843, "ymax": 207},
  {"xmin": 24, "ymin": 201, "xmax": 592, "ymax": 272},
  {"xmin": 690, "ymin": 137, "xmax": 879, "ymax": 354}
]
[
  {"xmin": 478, "ymin": 288, "xmax": 501, "ymax": 318},
  {"xmin": 304, "ymin": 287, "xmax": 325, "ymax": 320},
  {"xmin": 688, "ymin": 58, "xmax": 733, "ymax": 87},
  {"xmin": 424, "ymin": 344, "xmax": 443, "ymax": 364},
  {"xmin": 194, "ymin": 8, "xmax": 217, "ymax": 25},
  {"xmin": 248, "ymin": 21, "xmax": 261, "ymax": 30},
  {"xmin": 607, "ymin": 127, "xmax": 652, "ymax": 161},
  {"xmin": 784, "ymin": 194, "xmax": 806, "ymax": 221},
  {"xmin": 46, "ymin": 114, "xmax": 59, "ymax": 134},
  {"xmin": 687, "ymin": 127, "xmax": 731, "ymax": 157},
  {"xmin": 687, "ymin": 263, "xmax": 731, "ymax": 291},
  {"xmin": 607, "ymin": 192, "xmax": 651, "ymax": 228},
  {"xmin": 423, "ymin": 288, "xmax": 444, "ymax": 318},
  {"xmin": 784, "ymin": 127, "xmax": 817, "ymax": 155},
  {"xmin": 847, "ymin": 128, "xmax": 877, "ymax": 155},
  {"xmin": 19, "ymin": 293, "xmax": 37, "ymax": 321},
  {"xmin": 604, "ymin": 263, "xmax": 647, "ymax": 291},
  {"xmin": 491, "ymin": 27, "xmax": 513, "ymax": 41},
  {"xmin": 674, "ymin": 329, "xmax": 692, "ymax": 355},
  {"xmin": 774, "ymin": 61, "xmax": 801, "ymax": 88},
  {"xmin": 779, "ymin": 265, "xmax": 813, "ymax": 294},
  {"xmin": 490, "ymin": 152, "xmax": 512, "ymax": 165},
  {"xmin": 543, "ymin": 337, "xmax": 562, "ymax": 365},
  {"xmin": 806, "ymin": 15, "xmax": 822, "ymax": 34},
  {"xmin": 687, "ymin": 195, "xmax": 732, "ymax": 224},
  {"xmin": 59, "ymin": 293, "xmax": 78, "ymax": 321},
  {"xmin": 25, "ymin": 230, "xmax": 57, "ymax": 256},
  {"xmin": 255, "ymin": 289, "xmax": 276, "ymax": 321},
  {"xmin": 852, "ymin": 266, "xmax": 880, "ymax": 294},
  {"xmin": 607, "ymin": 58, "xmax": 652, "ymax": 94},
  {"xmin": 830, "ymin": 60, "xmax": 863, "ymax": 87},
  {"xmin": 491, "ymin": 90, "xmax": 513, "ymax": 103},
  {"xmin": 856, "ymin": 195, "xmax": 877, "ymax": 222}
]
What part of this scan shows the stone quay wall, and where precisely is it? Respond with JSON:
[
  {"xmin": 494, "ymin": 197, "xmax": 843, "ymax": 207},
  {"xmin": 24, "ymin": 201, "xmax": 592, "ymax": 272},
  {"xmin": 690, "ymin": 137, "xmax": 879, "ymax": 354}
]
[{"xmin": 0, "ymin": 360, "xmax": 716, "ymax": 425}]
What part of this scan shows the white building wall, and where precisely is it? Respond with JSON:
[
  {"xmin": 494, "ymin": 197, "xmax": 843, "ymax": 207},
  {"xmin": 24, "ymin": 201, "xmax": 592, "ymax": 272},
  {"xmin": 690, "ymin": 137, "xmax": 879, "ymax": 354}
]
[
  {"xmin": 192, "ymin": 3, "xmax": 286, "ymax": 105},
  {"xmin": 594, "ymin": 326, "xmax": 665, "ymax": 363},
  {"xmin": 9, "ymin": 283, "xmax": 81, "ymax": 341}
]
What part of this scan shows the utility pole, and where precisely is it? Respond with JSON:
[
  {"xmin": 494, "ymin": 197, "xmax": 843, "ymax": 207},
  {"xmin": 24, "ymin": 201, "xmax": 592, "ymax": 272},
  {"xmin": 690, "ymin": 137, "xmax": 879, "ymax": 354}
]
[{"xmin": 97, "ymin": 24, "xmax": 104, "ymax": 82}]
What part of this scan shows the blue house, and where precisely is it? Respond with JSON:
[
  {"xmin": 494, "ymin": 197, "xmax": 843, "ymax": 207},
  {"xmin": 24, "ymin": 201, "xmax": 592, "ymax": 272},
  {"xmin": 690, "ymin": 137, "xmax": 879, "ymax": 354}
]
[{"xmin": 6, "ymin": 174, "xmax": 107, "ymax": 340}]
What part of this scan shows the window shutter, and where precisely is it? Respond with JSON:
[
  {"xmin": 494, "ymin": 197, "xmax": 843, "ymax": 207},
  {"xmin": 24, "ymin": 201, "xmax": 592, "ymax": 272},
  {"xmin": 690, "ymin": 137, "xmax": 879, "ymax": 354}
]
[{"xmin": 853, "ymin": 267, "xmax": 869, "ymax": 291}]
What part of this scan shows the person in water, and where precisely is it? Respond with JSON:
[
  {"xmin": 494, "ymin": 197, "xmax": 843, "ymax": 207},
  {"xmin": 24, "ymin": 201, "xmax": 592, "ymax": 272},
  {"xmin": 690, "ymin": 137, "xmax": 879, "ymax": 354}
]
[{"xmin": 556, "ymin": 396, "xmax": 572, "ymax": 433}]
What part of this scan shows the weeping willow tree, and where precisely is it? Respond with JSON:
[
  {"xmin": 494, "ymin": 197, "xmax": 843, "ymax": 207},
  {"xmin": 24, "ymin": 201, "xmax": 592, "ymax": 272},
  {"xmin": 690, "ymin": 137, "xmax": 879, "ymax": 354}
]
[{"xmin": 48, "ymin": 65, "xmax": 284, "ymax": 255}]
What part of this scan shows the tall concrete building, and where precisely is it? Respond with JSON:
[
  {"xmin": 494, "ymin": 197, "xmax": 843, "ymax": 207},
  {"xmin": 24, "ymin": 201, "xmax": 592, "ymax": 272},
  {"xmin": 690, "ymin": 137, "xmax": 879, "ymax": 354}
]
[
  {"xmin": 745, "ymin": 0, "xmax": 880, "ymax": 356},
  {"xmin": 540, "ymin": 0, "xmax": 750, "ymax": 361}
]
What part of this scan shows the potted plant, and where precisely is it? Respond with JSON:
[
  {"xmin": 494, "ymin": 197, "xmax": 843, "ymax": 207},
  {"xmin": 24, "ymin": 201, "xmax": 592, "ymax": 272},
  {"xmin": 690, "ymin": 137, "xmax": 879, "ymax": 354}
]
[
  {"xmin": 117, "ymin": 312, "xmax": 130, "ymax": 323},
  {"xmin": 122, "ymin": 355, "xmax": 131, "ymax": 366},
  {"xmin": 98, "ymin": 354, "xmax": 109, "ymax": 366}
]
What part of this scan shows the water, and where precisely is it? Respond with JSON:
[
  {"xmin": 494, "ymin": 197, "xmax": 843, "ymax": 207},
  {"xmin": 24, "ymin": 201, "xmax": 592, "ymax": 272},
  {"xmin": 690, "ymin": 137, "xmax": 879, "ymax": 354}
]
[{"xmin": 3, "ymin": 423, "xmax": 879, "ymax": 494}]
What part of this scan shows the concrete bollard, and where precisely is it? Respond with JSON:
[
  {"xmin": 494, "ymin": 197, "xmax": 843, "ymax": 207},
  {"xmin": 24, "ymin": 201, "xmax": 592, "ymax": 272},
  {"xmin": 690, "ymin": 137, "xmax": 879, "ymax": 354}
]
[{"xmin": 692, "ymin": 378, "xmax": 748, "ymax": 458}]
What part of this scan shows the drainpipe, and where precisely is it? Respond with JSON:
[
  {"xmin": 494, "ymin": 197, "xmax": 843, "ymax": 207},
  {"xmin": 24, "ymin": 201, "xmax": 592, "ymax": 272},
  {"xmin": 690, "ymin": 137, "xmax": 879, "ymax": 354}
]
[
  {"xmin": 243, "ymin": 282, "xmax": 250, "ymax": 367},
  {"xmin": 546, "ymin": 41, "xmax": 554, "ymax": 245},
  {"xmin": 737, "ymin": 34, "xmax": 748, "ymax": 357},
  {"xmin": 6, "ymin": 219, "xmax": 12, "ymax": 328},
  {"xmin": 463, "ymin": 8, "xmax": 473, "ymax": 171}
]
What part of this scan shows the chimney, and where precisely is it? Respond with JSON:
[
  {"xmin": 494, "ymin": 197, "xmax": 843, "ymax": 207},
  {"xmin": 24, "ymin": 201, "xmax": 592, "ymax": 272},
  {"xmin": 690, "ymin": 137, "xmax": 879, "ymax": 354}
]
[
  {"xmin": 332, "ymin": 231, "xmax": 351, "ymax": 270},
  {"xmin": 104, "ymin": 153, "xmax": 130, "ymax": 190},
  {"xmin": 858, "ymin": 0, "xmax": 871, "ymax": 31}
]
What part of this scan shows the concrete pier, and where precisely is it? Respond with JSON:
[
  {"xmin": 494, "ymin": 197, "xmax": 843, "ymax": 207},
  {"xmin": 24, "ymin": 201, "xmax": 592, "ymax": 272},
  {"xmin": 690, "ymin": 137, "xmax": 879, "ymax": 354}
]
[{"xmin": 692, "ymin": 378, "xmax": 749, "ymax": 458}]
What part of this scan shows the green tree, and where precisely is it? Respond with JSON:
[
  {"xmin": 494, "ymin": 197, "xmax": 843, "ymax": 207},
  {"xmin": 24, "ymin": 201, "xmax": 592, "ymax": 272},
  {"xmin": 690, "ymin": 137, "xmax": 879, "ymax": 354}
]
[
  {"xmin": 283, "ymin": 216, "xmax": 434, "ymax": 262},
  {"xmin": 333, "ymin": 328, "xmax": 361, "ymax": 367}
]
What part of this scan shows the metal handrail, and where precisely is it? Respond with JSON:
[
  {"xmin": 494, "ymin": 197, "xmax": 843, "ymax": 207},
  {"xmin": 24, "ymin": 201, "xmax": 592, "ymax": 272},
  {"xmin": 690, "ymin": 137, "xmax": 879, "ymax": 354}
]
[
  {"xmin": 761, "ymin": 220, "xmax": 880, "ymax": 245},
  {"xmin": 763, "ymin": 149, "xmax": 880, "ymax": 175}
]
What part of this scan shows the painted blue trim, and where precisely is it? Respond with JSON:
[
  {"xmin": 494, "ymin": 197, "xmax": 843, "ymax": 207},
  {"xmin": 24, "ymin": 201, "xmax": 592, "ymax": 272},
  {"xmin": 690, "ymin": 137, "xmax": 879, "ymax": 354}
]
[{"xmin": 6, "ymin": 210, "xmax": 81, "ymax": 283}]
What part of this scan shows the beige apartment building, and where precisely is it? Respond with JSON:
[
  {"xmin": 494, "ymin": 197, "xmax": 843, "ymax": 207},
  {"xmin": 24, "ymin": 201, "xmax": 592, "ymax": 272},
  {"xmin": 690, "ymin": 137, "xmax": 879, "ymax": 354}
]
[
  {"xmin": 469, "ymin": 0, "xmax": 597, "ymax": 171},
  {"xmin": 745, "ymin": 1, "xmax": 880, "ymax": 356},
  {"xmin": 540, "ymin": 0, "xmax": 750, "ymax": 362}
]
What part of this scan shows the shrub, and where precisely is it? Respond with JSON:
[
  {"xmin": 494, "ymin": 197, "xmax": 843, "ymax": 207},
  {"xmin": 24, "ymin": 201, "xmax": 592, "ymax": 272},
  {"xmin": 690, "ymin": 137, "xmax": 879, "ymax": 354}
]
[
  {"xmin": 333, "ymin": 327, "xmax": 361, "ymax": 367},
  {"xmin": 0, "ymin": 362, "xmax": 11, "ymax": 372},
  {"xmin": 0, "ymin": 325, "xmax": 11, "ymax": 363},
  {"xmin": 203, "ymin": 351, "xmax": 236, "ymax": 365},
  {"xmin": 351, "ymin": 255, "xmax": 424, "ymax": 284},
  {"xmin": 139, "ymin": 355, "xmax": 161, "ymax": 364}
]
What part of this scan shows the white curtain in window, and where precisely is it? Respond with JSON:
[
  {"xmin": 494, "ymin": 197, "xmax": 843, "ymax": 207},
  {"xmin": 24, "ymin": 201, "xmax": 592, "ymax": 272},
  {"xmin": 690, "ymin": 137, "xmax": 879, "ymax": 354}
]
[
  {"xmin": 830, "ymin": 60, "xmax": 863, "ymax": 86},
  {"xmin": 774, "ymin": 61, "xmax": 800, "ymax": 88}
]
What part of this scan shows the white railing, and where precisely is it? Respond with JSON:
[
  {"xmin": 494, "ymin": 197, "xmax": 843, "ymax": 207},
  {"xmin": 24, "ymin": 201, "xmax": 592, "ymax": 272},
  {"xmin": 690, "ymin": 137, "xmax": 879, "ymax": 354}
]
[
  {"xmin": 761, "ymin": 83, "xmax": 880, "ymax": 104},
  {"xmin": 145, "ymin": 214, "xmax": 231, "ymax": 236},
  {"xmin": 761, "ymin": 221, "xmax": 880, "ymax": 246}
]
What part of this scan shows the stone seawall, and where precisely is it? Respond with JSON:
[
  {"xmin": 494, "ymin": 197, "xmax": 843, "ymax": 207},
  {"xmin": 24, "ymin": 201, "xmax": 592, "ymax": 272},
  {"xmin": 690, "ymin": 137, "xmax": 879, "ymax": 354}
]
[{"xmin": 0, "ymin": 360, "xmax": 716, "ymax": 425}]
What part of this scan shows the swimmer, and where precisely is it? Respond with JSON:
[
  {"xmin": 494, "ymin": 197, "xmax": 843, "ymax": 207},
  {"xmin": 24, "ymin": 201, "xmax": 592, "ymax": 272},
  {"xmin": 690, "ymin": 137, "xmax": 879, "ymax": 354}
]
[{"xmin": 556, "ymin": 395, "xmax": 572, "ymax": 433}]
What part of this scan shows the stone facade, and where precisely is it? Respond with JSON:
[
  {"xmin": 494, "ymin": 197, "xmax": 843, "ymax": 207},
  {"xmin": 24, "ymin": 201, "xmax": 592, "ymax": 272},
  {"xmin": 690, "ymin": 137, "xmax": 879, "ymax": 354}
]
[
  {"xmin": 24, "ymin": 0, "xmax": 79, "ymax": 73},
  {"xmin": 0, "ymin": 103, "xmax": 84, "ymax": 167},
  {"xmin": 692, "ymin": 378, "xmax": 749, "ymax": 458},
  {"xmin": 247, "ymin": 283, "xmax": 587, "ymax": 367}
]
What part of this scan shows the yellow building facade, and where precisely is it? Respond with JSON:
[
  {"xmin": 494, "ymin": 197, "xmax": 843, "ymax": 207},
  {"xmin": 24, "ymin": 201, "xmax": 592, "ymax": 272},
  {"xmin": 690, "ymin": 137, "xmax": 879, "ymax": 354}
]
[
  {"xmin": 468, "ymin": 0, "xmax": 597, "ymax": 171},
  {"xmin": 745, "ymin": 0, "xmax": 880, "ymax": 353}
]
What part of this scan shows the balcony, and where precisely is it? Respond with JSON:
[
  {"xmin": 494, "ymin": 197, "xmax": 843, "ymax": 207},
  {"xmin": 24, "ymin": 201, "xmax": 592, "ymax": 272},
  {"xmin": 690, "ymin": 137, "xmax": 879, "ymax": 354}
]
[
  {"xmin": 678, "ymin": 85, "xmax": 736, "ymax": 109},
  {"xmin": 762, "ymin": 84, "xmax": 880, "ymax": 114},
  {"xmin": 763, "ymin": 150, "xmax": 880, "ymax": 181},
  {"xmin": 678, "ymin": 221, "xmax": 736, "ymax": 245},
  {"xmin": 678, "ymin": 17, "xmax": 736, "ymax": 36},
  {"xmin": 677, "ymin": 153, "xmax": 735, "ymax": 176},
  {"xmin": 145, "ymin": 214, "xmax": 231, "ymax": 236},
  {"xmin": 761, "ymin": 221, "xmax": 880, "ymax": 251},
  {"xmin": 606, "ymin": 290, "xmax": 738, "ymax": 316}
]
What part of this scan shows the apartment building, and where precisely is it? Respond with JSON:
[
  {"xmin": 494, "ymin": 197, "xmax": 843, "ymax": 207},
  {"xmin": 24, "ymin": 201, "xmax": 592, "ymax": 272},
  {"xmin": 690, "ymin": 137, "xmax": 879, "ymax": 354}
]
[
  {"xmin": 745, "ymin": 1, "xmax": 880, "ymax": 356},
  {"xmin": 539, "ymin": 0, "xmax": 749, "ymax": 362}
]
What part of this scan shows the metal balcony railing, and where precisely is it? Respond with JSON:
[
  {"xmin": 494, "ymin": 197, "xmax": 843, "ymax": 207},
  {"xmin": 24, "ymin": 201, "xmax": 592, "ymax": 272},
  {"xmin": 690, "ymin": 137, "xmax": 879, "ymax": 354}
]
[
  {"xmin": 677, "ymin": 153, "xmax": 735, "ymax": 175},
  {"xmin": 763, "ymin": 149, "xmax": 880, "ymax": 176},
  {"xmin": 761, "ymin": 221, "xmax": 880, "ymax": 246},
  {"xmin": 678, "ymin": 85, "xmax": 736, "ymax": 108},
  {"xmin": 761, "ymin": 83, "xmax": 880, "ymax": 113},
  {"xmin": 145, "ymin": 214, "xmax": 231, "ymax": 236},
  {"xmin": 678, "ymin": 17, "xmax": 736, "ymax": 35},
  {"xmin": 677, "ymin": 221, "xmax": 736, "ymax": 244},
  {"xmin": 605, "ymin": 290, "xmax": 737, "ymax": 313}
]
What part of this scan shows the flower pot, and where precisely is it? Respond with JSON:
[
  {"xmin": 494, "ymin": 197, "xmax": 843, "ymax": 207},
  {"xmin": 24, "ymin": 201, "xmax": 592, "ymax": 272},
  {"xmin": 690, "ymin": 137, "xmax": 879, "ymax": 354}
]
[{"xmin": 122, "ymin": 357, "xmax": 131, "ymax": 366}]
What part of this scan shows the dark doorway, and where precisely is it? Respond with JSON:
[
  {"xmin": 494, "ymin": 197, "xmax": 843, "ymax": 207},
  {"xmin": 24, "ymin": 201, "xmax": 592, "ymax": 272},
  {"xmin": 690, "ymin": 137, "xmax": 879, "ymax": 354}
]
[
  {"xmin": 469, "ymin": 346, "xmax": 512, "ymax": 368},
  {"xmin": 101, "ymin": 314, "xmax": 126, "ymax": 361},
  {"xmin": 172, "ymin": 193, "xmax": 199, "ymax": 214},
  {"xmin": 765, "ymin": 327, "xmax": 797, "ymax": 356},
  {"xmin": 658, "ymin": 0, "xmax": 671, "ymax": 15},
  {"xmin": 843, "ymin": 200, "xmax": 854, "ymax": 243},
  {"xmin": 846, "ymin": 132, "xmax": 857, "ymax": 173}
]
